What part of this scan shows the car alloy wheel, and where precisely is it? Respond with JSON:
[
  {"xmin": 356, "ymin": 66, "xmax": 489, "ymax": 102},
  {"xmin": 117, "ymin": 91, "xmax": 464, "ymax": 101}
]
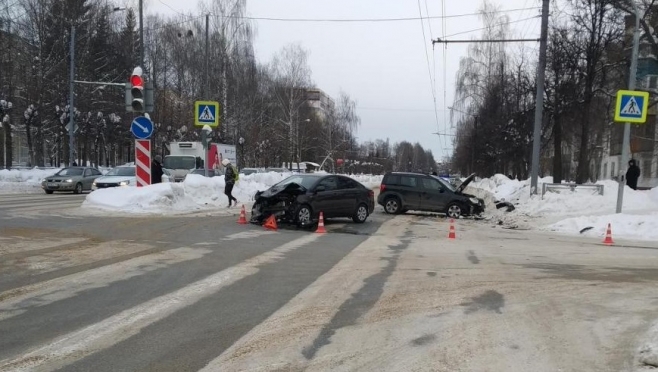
[
  {"xmin": 446, "ymin": 203, "xmax": 462, "ymax": 218},
  {"xmin": 74, "ymin": 183, "xmax": 83, "ymax": 194},
  {"xmin": 297, "ymin": 205, "xmax": 312, "ymax": 225},
  {"xmin": 385, "ymin": 198, "xmax": 400, "ymax": 214},
  {"xmin": 354, "ymin": 204, "xmax": 368, "ymax": 223}
]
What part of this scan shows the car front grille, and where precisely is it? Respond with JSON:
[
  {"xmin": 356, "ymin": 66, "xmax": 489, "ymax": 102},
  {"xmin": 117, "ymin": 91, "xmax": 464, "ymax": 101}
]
[{"xmin": 95, "ymin": 183, "xmax": 119, "ymax": 188}]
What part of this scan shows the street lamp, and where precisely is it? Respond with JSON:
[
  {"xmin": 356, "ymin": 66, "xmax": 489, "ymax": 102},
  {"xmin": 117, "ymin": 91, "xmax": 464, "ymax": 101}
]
[{"xmin": 239, "ymin": 137, "xmax": 245, "ymax": 168}]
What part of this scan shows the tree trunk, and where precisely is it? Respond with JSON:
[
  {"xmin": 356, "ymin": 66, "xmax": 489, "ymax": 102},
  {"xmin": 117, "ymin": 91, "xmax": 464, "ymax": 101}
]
[
  {"xmin": 553, "ymin": 114, "xmax": 563, "ymax": 184},
  {"xmin": 4, "ymin": 122, "xmax": 12, "ymax": 169},
  {"xmin": 26, "ymin": 121, "xmax": 34, "ymax": 167}
]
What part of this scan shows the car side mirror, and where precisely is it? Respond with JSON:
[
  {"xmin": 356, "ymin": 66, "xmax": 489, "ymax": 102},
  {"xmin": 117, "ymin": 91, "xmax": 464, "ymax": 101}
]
[
  {"xmin": 439, "ymin": 188, "xmax": 445, "ymax": 193},
  {"xmin": 315, "ymin": 185, "xmax": 326, "ymax": 193}
]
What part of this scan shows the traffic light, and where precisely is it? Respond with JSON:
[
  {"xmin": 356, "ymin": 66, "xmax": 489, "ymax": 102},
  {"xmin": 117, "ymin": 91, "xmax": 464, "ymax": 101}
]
[
  {"xmin": 125, "ymin": 66, "xmax": 154, "ymax": 113},
  {"xmin": 130, "ymin": 67, "xmax": 144, "ymax": 112}
]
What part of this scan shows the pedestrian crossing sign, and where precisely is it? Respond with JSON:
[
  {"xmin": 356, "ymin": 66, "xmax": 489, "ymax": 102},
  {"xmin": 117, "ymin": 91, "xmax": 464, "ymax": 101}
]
[
  {"xmin": 614, "ymin": 90, "xmax": 649, "ymax": 124},
  {"xmin": 194, "ymin": 101, "xmax": 220, "ymax": 127}
]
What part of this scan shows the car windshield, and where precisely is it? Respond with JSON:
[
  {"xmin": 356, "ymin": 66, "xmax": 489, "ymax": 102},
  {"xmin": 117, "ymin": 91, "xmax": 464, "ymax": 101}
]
[
  {"xmin": 55, "ymin": 168, "xmax": 83, "ymax": 176},
  {"xmin": 432, "ymin": 175, "xmax": 457, "ymax": 192},
  {"xmin": 274, "ymin": 175, "xmax": 319, "ymax": 189},
  {"xmin": 163, "ymin": 156, "xmax": 196, "ymax": 170},
  {"xmin": 105, "ymin": 167, "xmax": 135, "ymax": 177}
]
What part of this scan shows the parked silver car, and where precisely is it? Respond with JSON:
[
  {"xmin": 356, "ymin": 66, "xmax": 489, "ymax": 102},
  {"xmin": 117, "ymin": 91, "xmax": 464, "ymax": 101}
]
[{"xmin": 41, "ymin": 167, "xmax": 103, "ymax": 194}]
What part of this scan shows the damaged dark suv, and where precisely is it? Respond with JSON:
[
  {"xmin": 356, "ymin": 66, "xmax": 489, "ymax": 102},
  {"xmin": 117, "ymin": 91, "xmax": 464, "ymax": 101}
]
[
  {"xmin": 251, "ymin": 174, "xmax": 375, "ymax": 227},
  {"xmin": 377, "ymin": 172, "xmax": 485, "ymax": 218}
]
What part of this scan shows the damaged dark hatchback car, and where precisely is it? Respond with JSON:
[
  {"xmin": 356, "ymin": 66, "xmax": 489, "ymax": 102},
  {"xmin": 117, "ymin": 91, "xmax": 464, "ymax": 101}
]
[{"xmin": 251, "ymin": 174, "xmax": 375, "ymax": 227}]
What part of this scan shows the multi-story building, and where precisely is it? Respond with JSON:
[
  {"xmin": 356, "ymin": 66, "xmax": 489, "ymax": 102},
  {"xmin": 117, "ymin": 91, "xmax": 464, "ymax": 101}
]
[{"xmin": 306, "ymin": 88, "xmax": 335, "ymax": 120}]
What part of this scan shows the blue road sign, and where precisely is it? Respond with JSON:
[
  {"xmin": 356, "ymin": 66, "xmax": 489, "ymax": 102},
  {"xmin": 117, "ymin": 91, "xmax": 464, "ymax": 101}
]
[
  {"xmin": 194, "ymin": 100, "xmax": 220, "ymax": 127},
  {"xmin": 131, "ymin": 116, "xmax": 154, "ymax": 139},
  {"xmin": 614, "ymin": 90, "xmax": 649, "ymax": 123}
]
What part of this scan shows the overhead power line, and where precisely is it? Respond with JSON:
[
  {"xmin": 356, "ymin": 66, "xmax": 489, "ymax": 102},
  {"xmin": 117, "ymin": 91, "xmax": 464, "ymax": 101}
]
[{"xmin": 216, "ymin": 7, "xmax": 539, "ymax": 23}]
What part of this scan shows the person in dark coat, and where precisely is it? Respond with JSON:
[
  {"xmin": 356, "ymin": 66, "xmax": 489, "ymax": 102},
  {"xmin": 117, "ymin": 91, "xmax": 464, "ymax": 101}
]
[
  {"xmin": 223, "ymin": 158, "xmax": 238, "ymax": 207},
  {"xmin": 151, "ymin": 155, "xmax": 164, "ymax": 184},
  {"xmin": 626, "ymin": 159, "xmax": 641, "ymax": 190}
]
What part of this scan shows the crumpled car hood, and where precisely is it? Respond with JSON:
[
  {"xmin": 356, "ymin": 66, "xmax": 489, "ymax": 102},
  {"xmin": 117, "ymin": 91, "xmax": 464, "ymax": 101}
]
[{"xmin": 256, "ymin": 182, "xmax": 307, "ymax": 199}]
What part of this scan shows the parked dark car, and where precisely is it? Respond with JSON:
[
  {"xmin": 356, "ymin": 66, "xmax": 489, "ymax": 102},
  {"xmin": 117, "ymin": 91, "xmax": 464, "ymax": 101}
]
[
  {"xmin": 377, "ymin": 172, "xmax": 484, "ymax": 218},
  {"xmin": 41, "ymin": 167, "xmax": 103, "ymax": 194},
  {"xmin": 251, "ymin": 174, "xmax": 375, "ymax": 226}
]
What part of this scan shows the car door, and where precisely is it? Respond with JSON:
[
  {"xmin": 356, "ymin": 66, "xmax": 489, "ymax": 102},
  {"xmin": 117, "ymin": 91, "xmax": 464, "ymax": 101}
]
[
  {"xmin": 90, "ymin": 169, "xmax": 103, "ymax": 186},
  {"xmin": 81, "ymin": 168, "xmax": 94, "ymax": 189},
  {"xmin": 420, "ymin": 176, "xmax": 449, "ymax": 212},
  {"xmin": 312, "ymin": 176, "xmax": 340, "ymax": 217},
  {"xmin": 397, "ymin": 175, "xmax": 422, "ymax": 210},
  {"xmin": 336, "ymin": 176, "xmax": 360, "ymax": 217}
]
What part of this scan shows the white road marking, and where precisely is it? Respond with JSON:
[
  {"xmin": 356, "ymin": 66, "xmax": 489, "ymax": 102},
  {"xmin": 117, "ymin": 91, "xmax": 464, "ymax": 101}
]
[
  {"xmin": 199, "ymin": 218, "xmax": 409, "ymax": 372},
  {"xmin": 0, "ymin": 247, "xmax": 212, "ymax": 321},
  {"xmin": 222, "ymin": 230, "xmax": 277, "ymax": 241},
  {"xmin": 0, "ymin": 233, "xmax": 321, "ymax": 372},
  {"xmin": 2, "ymin": 240, "xmax": 154, "ymax": 276},
  {"xmin": 0, "ymin": 237, "xmax": 87, "ymax": 256}
]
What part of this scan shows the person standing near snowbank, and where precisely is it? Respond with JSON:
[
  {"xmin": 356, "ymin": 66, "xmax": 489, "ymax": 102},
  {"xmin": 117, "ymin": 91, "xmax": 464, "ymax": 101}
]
[
  {"xmin": 626, "ymin": 159, "xmax": 640, "ymax": 190},
  {"xmin": 223, "ymin": 158, "xmax": 238, "ymax": 207},
  {"xmin": 152, "ymin": 155, "xmax": 164, "ymax": 184}
]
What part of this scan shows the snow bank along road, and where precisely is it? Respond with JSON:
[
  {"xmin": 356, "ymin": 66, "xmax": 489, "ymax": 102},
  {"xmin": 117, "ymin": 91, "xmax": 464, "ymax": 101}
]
[{"xmin": 2, "ymin": 207, "xmax": 658, "ymax": 371}]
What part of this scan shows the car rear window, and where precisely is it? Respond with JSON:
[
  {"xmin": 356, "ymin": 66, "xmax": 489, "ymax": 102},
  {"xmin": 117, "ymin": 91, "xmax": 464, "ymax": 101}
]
[{"xmin": 384, "ymin": 175, "xmax": 400, "ymax": 185}]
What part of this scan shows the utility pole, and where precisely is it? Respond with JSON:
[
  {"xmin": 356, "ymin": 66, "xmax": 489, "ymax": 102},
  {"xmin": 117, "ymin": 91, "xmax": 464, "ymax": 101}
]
[
  {"xmin": 617, "ymin": 1, "xmax": 641, "ymax": 213},
  {"xmin": 139, "ymin": 0, "xmax": 144, "ymax": 70},
  {"xmin": 69, "ymin": 25, "xmax": 75, "ymax": 167},
  {"xmin": 471, "ymin": 115, "xmax": 478, "ymax": 174},
  {"xmin": 205, "ymin": 13, "xmax": 210, "ymax": 99},
  {"xmin": 529, "ymin": 0, "xmax": 550, "ymax": 195}
]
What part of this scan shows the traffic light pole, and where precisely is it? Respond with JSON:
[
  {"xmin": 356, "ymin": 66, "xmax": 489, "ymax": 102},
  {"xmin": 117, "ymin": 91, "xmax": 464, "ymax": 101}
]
[
  {"xmin": 69, "ymin": 25, "xmax": 75, "ymax": 167},
  {"xmin": 139, "ymin": 0, "xmax": 144, "ymax": 71}
]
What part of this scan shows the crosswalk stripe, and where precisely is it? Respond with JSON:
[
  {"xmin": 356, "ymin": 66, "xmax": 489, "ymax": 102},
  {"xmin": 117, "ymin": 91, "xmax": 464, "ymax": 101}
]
[
  {"xmin": 199, "ymin": 218, "xmax": 409, "ymax": 371},
  {"xmin": 0, "ymin": 247, "xmax": 212, "ymax": 321},
  {"xmin": 0, "ymin": 237, "xmax": 87, "ymax": 257},
  {"xmin": 2, "ymin": 240, "xmax": 154, "ymax": 278},
  {"xmin": 0, "ymin": 233, "xmax": 321, "ymax": 372},
  {"xmin": 0, "ymin": 200, "xmax": 83, "ymax": 209}
]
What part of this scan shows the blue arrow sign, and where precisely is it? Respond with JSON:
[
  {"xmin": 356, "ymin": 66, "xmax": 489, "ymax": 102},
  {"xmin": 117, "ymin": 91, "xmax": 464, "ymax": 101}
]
[{"xmin": 131, "ymin": 116, "xmax": 154, "ymax": 139}]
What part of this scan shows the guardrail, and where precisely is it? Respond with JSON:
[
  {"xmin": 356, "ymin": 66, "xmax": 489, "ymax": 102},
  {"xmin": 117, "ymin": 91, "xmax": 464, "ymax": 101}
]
[{"xmin": 541, "ymin": 183, "xmax": 604, "ymax": 199}]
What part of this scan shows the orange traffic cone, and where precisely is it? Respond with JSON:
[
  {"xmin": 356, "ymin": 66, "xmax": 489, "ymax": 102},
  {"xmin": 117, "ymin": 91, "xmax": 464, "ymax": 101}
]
[
  {"xmin": 315, "ymin": 212, "xmax": 327, "ymax": 234},
  {"xmin": 263, "ymin": 215, "xmax": 278, "ymax": 231},
  {"xmin": 448, "ymin": 219, "xmax": 456, "ymax": 240},
  {"xmin": 237, "ymin": 205, "xmax": 247, "ymax": 224},
  {"xmin": 603, "ymin": 223, "xmax": 614, "ymax": 245}
]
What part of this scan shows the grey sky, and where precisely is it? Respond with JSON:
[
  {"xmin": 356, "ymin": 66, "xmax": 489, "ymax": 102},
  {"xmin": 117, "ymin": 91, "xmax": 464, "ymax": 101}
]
[{"xmin": 145, "ymin": 0, "xmax": 541, "ymax": 160}]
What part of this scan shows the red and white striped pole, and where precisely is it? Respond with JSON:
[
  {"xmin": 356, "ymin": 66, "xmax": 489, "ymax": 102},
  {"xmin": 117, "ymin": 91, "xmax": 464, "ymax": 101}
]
[{"xmin": 135, "ymin": 139, "xmax": 151, "ymax": 187}]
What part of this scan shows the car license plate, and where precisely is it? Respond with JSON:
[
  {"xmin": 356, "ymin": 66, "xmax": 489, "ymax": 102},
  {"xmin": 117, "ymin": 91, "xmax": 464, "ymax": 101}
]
[{"xmin": 47, "ymin": 183, "xmax": 58, "ymax": 187}]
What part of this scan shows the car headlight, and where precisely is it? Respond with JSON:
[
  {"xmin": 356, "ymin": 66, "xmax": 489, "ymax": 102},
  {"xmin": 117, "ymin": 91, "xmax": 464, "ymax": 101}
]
[
  {"xmin": 469, "ymin": 197, "xmax": 479, "ymax": 205},
  {"xmin": 119, "ymin": 180, "xmax": 130, "ymax": 186},
  {"xmin": 65, "ymin": 179, "xmax": 73, "ymax": 183}
]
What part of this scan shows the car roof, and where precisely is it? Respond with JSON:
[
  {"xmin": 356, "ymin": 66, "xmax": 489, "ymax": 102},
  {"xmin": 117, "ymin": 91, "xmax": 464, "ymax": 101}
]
[{"xmin": 385, "ymin": 172, "xmax": 430, "ymax": 176}]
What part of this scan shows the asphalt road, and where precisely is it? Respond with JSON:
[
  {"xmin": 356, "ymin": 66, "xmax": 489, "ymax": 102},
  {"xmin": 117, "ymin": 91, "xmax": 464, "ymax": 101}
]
[{"xmin": 2, "ymin": 193, "xmax": 658, "ymax": 371}]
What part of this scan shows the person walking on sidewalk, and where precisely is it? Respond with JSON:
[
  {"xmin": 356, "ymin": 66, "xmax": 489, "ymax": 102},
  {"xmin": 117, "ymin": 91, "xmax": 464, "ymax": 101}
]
[
  {"xmin": 626, "ymin": 159, "xmax": 641, "ymax": 190},
  {"xmin": 223, "ymin": 158, "xmax": 238, "ymax": 207}
]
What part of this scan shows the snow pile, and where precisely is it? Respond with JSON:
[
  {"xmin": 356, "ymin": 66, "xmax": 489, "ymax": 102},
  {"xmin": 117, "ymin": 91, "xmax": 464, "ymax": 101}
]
[
  {"xmin": 349, "ymin": 174, "xmax": 383, "ymax": 189},
  {"xmin": 469, "ymin": 174, "xmax": 658, "ymax": 241},
  {"xmin": 0, "ymin": 168, "xmax": 60, "ymax": 193},
  {"xmin": 545, "ymin": 213, "xmax": 658, "ymax": 241},
  {"xmin": 470, "ymin": 174, "xmax": 658, "ymax": 217},
  {"xmin": 82, "ymin": 171, "xmax": 383, "ymax": 214},
  {"xmin": 82, "ymin": 182, "xmax": 194, "ymax": 213}
]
